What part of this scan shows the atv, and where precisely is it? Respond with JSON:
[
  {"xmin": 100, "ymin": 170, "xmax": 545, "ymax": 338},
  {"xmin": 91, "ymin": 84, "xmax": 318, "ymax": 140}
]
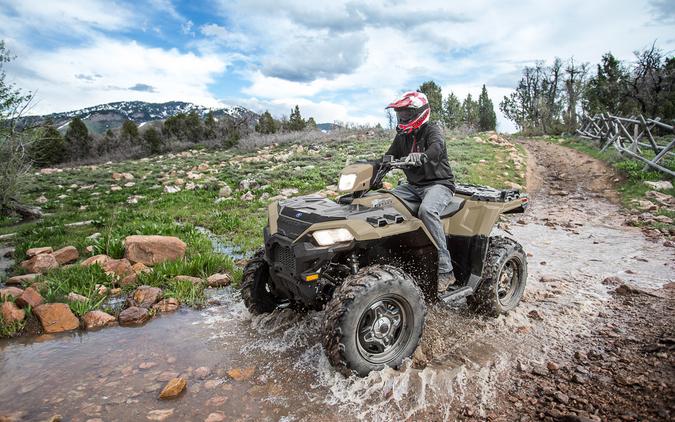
[{"xmin": 242, "ymin": 155, "xmax": 529, "ymax": 376}]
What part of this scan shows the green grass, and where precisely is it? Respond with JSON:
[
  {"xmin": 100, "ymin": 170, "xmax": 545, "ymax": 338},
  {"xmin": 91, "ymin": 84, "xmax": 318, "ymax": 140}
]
[
  {"xmin": 1, "ymin": 133, "xmax": 526, "ymax": 336},
  {"xmin": 534, "ymin": 135, "xmax": 674, "ymax": 234}
]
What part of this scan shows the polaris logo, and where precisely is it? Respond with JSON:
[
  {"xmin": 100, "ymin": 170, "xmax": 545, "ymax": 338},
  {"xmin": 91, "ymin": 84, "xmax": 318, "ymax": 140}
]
[
  {"xmin": 295, "ymin": 212, "xmax": 303, "ymax": 218},
  {"xmin": 371, "ymin": 198, "xmax": 393, "ymax": 208}
]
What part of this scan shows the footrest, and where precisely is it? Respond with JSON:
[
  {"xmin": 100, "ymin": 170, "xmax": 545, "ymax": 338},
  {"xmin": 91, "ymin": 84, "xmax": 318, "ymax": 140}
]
[{"xmin": 439, "ymin": 286, "xmax": 474, "ymax": 303}]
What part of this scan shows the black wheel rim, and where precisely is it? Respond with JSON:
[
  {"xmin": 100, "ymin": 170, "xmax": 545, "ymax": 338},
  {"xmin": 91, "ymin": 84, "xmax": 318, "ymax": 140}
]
[
  {"xmin": 497, "ymin": 257, "xmax": 522, "ymax": 306},
  {"xmin": 356, "ymin": 295, "xmax": 413, "ymax": 365}
]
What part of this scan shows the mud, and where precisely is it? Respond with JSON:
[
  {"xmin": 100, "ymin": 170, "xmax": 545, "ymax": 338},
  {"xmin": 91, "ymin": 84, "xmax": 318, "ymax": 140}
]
[{"xmin": 1, "ymin": 139, "xmax": 674, "ymax": 421}]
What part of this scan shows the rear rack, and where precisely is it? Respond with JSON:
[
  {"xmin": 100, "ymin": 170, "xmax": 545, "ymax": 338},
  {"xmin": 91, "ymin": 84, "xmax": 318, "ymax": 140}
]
[{"xmin": 454, "ymin": 184, "xmax": 521, "ymax": 202}]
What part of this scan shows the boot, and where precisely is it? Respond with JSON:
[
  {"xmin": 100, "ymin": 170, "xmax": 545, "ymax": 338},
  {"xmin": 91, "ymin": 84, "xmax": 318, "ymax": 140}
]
[{"xmin": 437, "ymin": 271, "xmax": 456, "ymax": 293}]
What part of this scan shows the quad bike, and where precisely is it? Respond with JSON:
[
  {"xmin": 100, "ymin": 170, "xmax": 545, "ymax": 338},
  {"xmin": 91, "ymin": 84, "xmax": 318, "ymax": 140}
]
[{"xmin": 242, "ymin": 155, "xmax": 529, "ymax": 376}]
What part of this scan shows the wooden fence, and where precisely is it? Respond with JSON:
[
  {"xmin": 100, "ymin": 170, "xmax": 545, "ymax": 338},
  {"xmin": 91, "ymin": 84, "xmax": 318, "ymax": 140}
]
[{"xmin": 576, "ymin": 113, "xmax": 675, "ymax": 177}]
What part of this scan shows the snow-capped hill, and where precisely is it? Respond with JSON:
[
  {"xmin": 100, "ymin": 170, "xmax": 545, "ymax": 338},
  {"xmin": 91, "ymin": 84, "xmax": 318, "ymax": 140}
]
[{"xmin": 20, "ymin": 101, "xmax": 257, "ymax": 135}]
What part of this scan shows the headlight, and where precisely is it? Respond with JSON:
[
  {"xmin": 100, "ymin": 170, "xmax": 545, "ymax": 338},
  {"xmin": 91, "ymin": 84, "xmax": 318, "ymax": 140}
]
[
  {"xmin": 338, "ymin": 173, "xmax": 357, "ymax": 191},
  {"xmin": 312, "ymin": 228, "xmax": 354, "ymax": 246}
]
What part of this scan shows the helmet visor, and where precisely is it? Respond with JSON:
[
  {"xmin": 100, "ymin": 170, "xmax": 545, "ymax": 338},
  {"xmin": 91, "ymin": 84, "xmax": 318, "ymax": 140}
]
[{"xmin": 395, "ymin": 108, "xmax": 418, "ymax": 125}]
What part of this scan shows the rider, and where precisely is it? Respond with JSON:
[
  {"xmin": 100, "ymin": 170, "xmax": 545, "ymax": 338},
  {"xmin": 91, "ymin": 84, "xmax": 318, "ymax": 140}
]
[{"xmin": 384, "ymin": 91, "xmax": 456, "ymax": 292}]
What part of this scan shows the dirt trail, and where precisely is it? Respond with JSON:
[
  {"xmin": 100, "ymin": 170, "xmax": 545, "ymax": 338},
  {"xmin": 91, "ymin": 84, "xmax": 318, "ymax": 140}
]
[{"xmin": 0, "ymin": 140, "xmax": 673, "ymax": 422}]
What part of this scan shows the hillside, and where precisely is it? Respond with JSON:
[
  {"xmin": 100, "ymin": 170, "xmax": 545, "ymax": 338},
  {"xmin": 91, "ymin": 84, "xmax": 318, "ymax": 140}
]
[{"xmin": 19, "ymin": 101, "xmax": 258, "ymax": 135}]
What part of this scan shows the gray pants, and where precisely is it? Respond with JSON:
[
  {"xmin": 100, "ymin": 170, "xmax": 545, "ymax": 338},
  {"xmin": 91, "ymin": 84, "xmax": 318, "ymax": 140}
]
[{"xmin": 392, "ymin": 183, "xmax": 454, "ymax": 273}]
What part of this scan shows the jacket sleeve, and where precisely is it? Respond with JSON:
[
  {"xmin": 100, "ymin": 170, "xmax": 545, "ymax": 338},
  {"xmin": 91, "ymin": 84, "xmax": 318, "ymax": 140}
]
[
  {"xmin": 423, "ymin": 124, "xmax": 445, "ymax": 161},
  {"xmin": 385, "ymin": 137, "xmax": 401, "ymax": 159}
]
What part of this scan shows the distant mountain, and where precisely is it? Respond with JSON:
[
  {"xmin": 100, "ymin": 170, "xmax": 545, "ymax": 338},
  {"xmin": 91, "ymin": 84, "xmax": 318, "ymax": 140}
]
[
  {"xmin": 316, "ymin": 122, "xmax": 341, "ymax": 132},
  {"xmin": 19, "ymin": 101, "xmax": 258, "ymax": 135}
]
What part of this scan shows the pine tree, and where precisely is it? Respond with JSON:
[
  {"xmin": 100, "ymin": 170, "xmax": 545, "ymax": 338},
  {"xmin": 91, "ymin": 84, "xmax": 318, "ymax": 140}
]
[
  {"xmin": 30, "ymin": 125, "xmax": 65, "ymax": 167},
  {"xmin": 418, "ymin": 81, "xmax": 443, "ymax": 122},
  {"xmin": 477, "ymin": 85, "xmax": 497, "ymax": 131},
  {"xmin": 121, "ymin": 119, "xmax": 139, "ymax": 142},
  {"xmin": 443, "ymin": 92, "xmax": 462, "ymax": 129},
  {"xmin": 65, "ymin": 117, "xmax": 91, "ymax": 158},
  {"xmin": 255, "ymin": 111, "xmax": 278, "ymax": 134},
  {"xmin": 462, "ymin": 94, "xmax": 479, "ymax": 129},
  {"xmin": 143, "ymin": 127, "xmax": 162, "ymax": 154},
  {"xmin": 288, "ymin": 105, "xmax": 306, "ymax": 131},
  {"xmin": 204, "ymin": 111, "xmax": 216, "ymax": 138},
  {"xmin": 305, "ymin": 116, "xmax": 317, "ymax": 129}
]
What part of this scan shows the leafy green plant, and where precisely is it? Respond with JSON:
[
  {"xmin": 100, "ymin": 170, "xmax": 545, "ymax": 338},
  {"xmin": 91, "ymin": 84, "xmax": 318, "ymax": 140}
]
[{"xmin": 164, "ymin": 279, "xmax": 205, "ymax": 307}]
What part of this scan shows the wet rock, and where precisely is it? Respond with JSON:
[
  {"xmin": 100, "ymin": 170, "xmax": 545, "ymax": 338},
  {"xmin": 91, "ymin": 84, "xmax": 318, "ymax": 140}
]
[
  {"xmin": 26, "ymin": 246, "xmax": 53, "ymax": 257},
  {"xmin": 194, "ymin": 366, "xmax": 210, "ymax": 379},
  {"xmin": 53, "ymin": 246, "xmax": 79, "ymax": 265},
  {"xmin": 539, "ymin": 275, "xmax": 559, "ymax": 283},
  {"xmin": 227, "ymin": 367, "xmax": 255, "ymax": 381},
  {"xmin": 1, "ymin": 301, "xmax": 25, "ymax": 324},
  {"xmin": 102, "ymin": 258, "xmax": 133, "ymax": 278},
  {"xmin": 615, "ymin": 284, "xmax": 641, "ymax": 296},
  {"xmin": 20, "ymin": 253, "xmax": 59, "ymax": 273},
  {"xmin": 81, "ymin": 254, "xmax": 111, "ymax": 267},
  {"xmin": 6, "ymin": 273, "xmax": 40, "ymax": 286},
  {"xmin": 174, "ymin": 275, "xmax": 203, "ymax": 284},
  {"xmin": 146, "ymin": 409, "xmax": 174, "ymax": 421},
  {"xmin": 110, "ymin": 287, "xmax": 122, "ymax": 296},
  {"xmin": 118, "ymin": 306, "xmax": 150, "ymax": 326},
  {"xmin": 0, "ymin": 287, "xmax": 24, "ymax": 300},
  {"xmin": 16, "ymin": 287, "xmax": 44, "ymax": 308},
  {"xmin": 206, "ymin": 273, "xmax": 231, "ymax": 287},
  {"xmin": 204, "ymin": 380, "xmax": 220, "ymax": 389},
  {"xmin": 124, "ymin": 235, "xmax": 186, "ymax": 266},
  {"xmin": 157, "ymin": 371, "xmax": 179, "ymax": 382},
  {"xmin": 144, "ymin": 382, "xmax": 162, "ymax": 392},
  {"xmin": 528, "ymin": 310, "xmax": 543, "ymax": 321},
  {"xmin": 411, "ymin": 346, "xmax": 428, "ymax": 368},
  {"xmin": 152, "ymin": 298, "xmax": 180, "ymax": 313},
  {"xmin": 159, "ymin": 377, "xmax": 187, "ymax": 399},
  {"xmin": 139, "ymin": 361, "xmax": 158, "ymax": 369},
  {"xmin": 547, "ymin": 361, "xmax": 560, "ymax": 372},
  {"xmin": 205, "ymin": 413, "xmax": 226, "ymax": 422},
  {"xmin": 205, "ymin": 395, "xmax": 227, "ymax": 406},
  {"xmin": 67, "ymin": 292, "xmax": 88, "ymax": 303},
  {"xmin": 531, "ymin": 365, "xmax": 548, "ymax": 377},
  {"xmin": 33, "ymin": 303, "xmax": 79, "ymax": 333},
  {"xmin": 128, "ymin": 285, "xmax": 163, "ymax": 308},
  {"xmin": 82, "ymin": 310, "xmax": 116, "ymax": 330}
]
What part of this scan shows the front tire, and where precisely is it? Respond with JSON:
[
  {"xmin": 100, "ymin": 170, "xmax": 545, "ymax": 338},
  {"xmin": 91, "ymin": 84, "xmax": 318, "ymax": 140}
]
[
  {"xmin": 322, "ymin": 265, "xmax": 426, "ymax": 376},
  {"xmin": 241, "ymin": 248, "xmax": 280, "ymax": 314},
  {"xmin": 467, "ymin": 236, "xmax": 527, "ymax": 316}
]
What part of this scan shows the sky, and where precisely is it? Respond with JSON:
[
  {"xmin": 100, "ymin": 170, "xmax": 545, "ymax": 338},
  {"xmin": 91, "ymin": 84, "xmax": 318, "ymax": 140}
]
[{"xmin": 1, "ymin": 0, "xmax": 673, "ymax": 132}]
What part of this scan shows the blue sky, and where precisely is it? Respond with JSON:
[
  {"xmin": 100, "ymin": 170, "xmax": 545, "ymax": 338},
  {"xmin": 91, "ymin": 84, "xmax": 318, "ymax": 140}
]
[{"xmin": 1, "ymin": 0, "xmax": 673, "ymax": 131}]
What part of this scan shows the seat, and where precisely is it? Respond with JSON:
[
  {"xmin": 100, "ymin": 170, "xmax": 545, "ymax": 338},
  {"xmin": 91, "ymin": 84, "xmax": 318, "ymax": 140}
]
[{"xmin": 395, "ymin": 196, "xmax": 465, "ymax": 219}]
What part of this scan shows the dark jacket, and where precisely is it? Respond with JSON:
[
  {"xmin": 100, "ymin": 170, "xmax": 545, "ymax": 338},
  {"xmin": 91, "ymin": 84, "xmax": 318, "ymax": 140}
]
[{"xmin": 385, "ymin": 122, "xmax": 455, "ymax": 190}]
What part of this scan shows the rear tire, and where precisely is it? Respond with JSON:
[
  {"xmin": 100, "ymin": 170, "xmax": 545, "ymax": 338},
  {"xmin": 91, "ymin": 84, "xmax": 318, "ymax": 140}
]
[
  {"xmin": 241, "ymin": 248, "xmax": 280, "ymax": 314},
  {"xmin": 467, "ymin": 236, "xmax": 527, "ymax": 317},
  {"xmin": 322, "ymin": 265, "xmax": 426, "ymax": 376}
]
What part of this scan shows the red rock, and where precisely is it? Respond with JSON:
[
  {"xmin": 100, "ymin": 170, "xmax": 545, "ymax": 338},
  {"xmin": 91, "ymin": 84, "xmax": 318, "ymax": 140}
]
[
  {"xmin": 102, "ymin": 258, "xmax": 133, "ymax": 278},
  {"xmin": 159, "ymin": 377, "xmax": 187, "ymax": 399},
  {"xmin": 119, "ymin": 272, "xmax": 138, "ymax": 286},
  {"xmin": 81, "ymin": 254, "xmax": 111, "ymax": 267},
  {"xmin": 1, "ymin": 301, "xmax": 26, "ymax": 324},
  {"xmin": 15, "ymin": 287, "xmax": 44, "ymax": 309},
  {"xmin": 82, "ymin": 310, "xmax": 116, "ymax": 330},
  {"xmin": 118, "ymin": 306, "xmax": 149, "ymax": 326},
  {"xmin": 0, "ymin": 287, "xmax": 24, "ymax": 300},
  {"xmin": 26, "ymin": 246, "xmax": 53, "ymax": 257},
  {"xmin": 227, "ymin": 367, "xmax": 255, "ymax": 381},
  {"xmin": 124, "ymin": 235, "xmax": 186, "ymax": 266},
  {"xmin": 152, "ymin": 298, "xmax": 180, "ymax": 313},
  {"xmin": 131, "ymin": 262, "xmax": 152, "ymax": 274},
  {"xmin": 206, "ymin": 273, "xmax": 231, "ymax": 287},
  {"xmin": 194, "ymin": 366, "xmax": 210, "ymax": 379},
  {"xmin": 6, "ymin": 273, "xmax": 39, "ymax": 286},
  {"xmin": 33, "ymin": 303, "xmax": 80, "ymax": 333},
  {"xmin": 53, "ymin": 246, "xmax": 79, "ymax": 265},
  {"xmin": 128, "ymin": 286, "xmax": 162, "ymax": 308},
  {"xmin": 20, "ymin": 253, "xmax": 59, "ymax": 273}
]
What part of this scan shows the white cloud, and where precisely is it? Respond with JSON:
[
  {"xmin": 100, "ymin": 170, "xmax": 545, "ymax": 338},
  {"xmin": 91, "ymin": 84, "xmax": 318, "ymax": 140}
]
[{"xmin": 13, "ymin": 38, "xmax": 228, "ymax": 114}]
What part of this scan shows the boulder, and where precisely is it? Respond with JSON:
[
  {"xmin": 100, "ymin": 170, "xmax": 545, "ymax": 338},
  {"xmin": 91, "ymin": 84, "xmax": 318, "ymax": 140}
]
[
  {"xmin": 1, "ymin": 301, "xmax": 26, "ymax": 324},
  {"xmin": 33, "ymin": 303, "xmax": 80, "ymax": 333},
  {"xmin": 20, "ymin": 254, "xmax": 59, "ymax": 273},
  {"xmin": 82, "ymin": 310, "xmax": 116, "ymax": 330},
  {"xmin": 159, "ymin": 377, "xmax": 187, "ymax": 399},
  {"xmin": 128, "ymin": 286, "xmax": 163, "ymax": 308},
  {"xmin": 124, "ymin": 235, "xmax": 186, "ymax": 266},
  {"xmin": 0, "ymin": 287, "xmax": 24, "ymax": 300},
  {"xmin": 67, "ymin": 292, "xmax": 88, "ymax": 303},
  {"xmin": 206, "ymin": 273, "xmax": 231, "ymax": 287},
  {"xmin": 26, "ymin": 246, "xmax": 53, "ymax": 257},
  {"xmin": 102, "ymin": 258, "xmax": 133, "ymax": 278},
  {"xmin": 118, "ymin": 306, "xmax": 150, "ymax": 326},
  {"xmin": 81, "ymin": 254, "xmax": 111, "ymax": 267},
  {"xmin": 119, "ymin": 273, "xmax": 138, "ymax": 287},
  {"xmin": 152, "ymin": 298, "xmax": 180, "ymax": 313},
  {"xmin": 240, "ymin": 191, "xmax": 254, "ymax": 201},
  {"xmin": 218, "ymin": 185, "xmax": 232, "ymax": 197},
  {"xmin": 6, "ymin": 273, "xmax": 39, "ymax": 286},
  {"xmin": 53, "ymin": 246, "xmax": 79, "ymax": 265},
  {"xmin": 15, "ymin": 287, "xmax": 44, "ymax": 309}
]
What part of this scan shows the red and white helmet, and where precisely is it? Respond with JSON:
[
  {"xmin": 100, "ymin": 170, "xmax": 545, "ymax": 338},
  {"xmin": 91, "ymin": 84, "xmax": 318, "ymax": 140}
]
[{"xmin": 386, "ymin": 91, "xmax": 430, "ymax": 133}]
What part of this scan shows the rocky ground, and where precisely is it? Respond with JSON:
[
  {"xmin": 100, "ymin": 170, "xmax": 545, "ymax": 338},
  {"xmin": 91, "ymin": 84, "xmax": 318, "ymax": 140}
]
[{"xmin": 0, "ymin": 138, "xmax": 673, "ymax": 421}]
